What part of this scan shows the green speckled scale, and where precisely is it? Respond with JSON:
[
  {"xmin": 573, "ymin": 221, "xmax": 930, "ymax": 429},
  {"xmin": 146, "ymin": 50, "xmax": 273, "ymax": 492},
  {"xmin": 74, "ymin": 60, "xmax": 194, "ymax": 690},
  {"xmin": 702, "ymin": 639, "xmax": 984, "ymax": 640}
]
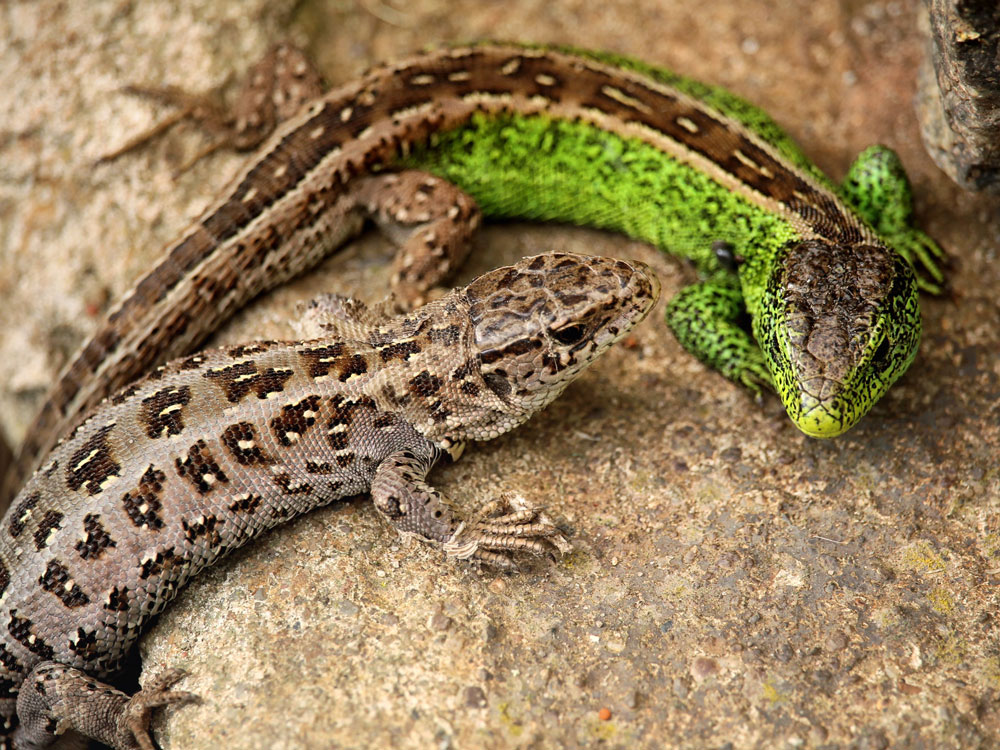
[{"xmin": 396, "ymin": 43, "xmax": 945, "ymax": 436}]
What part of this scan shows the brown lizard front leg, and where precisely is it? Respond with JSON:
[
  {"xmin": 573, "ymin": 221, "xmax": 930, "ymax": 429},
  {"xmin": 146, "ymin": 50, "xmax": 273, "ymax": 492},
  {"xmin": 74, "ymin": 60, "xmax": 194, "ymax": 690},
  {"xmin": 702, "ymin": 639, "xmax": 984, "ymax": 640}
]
[
  {"xmin": 14, "ymin": 664, "xmax": 194, "ymax": 750},
  {"xmin": 370, "ymin": 449, "xmax": 568, "ymax": 570}
]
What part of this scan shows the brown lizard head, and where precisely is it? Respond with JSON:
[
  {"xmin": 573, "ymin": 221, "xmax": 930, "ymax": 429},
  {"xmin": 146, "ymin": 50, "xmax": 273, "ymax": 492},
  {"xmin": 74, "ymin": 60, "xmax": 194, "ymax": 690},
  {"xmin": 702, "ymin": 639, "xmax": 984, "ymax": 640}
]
[{"xmin": 456, "ymin": 253, "xmax": 659, "ymax": 440}]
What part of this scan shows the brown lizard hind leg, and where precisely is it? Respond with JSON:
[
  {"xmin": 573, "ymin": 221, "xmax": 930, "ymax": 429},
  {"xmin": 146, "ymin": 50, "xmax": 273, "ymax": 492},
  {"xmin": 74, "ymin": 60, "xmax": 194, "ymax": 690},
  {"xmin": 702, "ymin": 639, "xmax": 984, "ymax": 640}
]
[
  {"xmin": 99, "ymin": 43, "xmax": 324, "ymax": 168},
  {"xmin": 370, "ymin": 450, "xmax": 569, "ymax": 569},
  {"xmin": 104, "ymin": 40, "xmax": 481, "ymax": 309},
  {"xmin": 14, "ymin": 663, "xmax": 195, "ymax": 750},
  {"xmin": 352, "ymin": 171, "xmax": 482, "ymax": 309}
]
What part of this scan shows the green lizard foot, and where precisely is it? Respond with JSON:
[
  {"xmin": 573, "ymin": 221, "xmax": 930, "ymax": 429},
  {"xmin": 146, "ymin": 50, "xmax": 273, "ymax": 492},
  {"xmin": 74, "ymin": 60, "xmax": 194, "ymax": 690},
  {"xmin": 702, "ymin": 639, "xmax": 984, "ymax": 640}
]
[
  {"xmin": 842, "ymin": 145, "xmax": 947, "ymax": 294},
  {"xmin": 664, "ymin": 274, "xmax": 774, "ymax": 395}
]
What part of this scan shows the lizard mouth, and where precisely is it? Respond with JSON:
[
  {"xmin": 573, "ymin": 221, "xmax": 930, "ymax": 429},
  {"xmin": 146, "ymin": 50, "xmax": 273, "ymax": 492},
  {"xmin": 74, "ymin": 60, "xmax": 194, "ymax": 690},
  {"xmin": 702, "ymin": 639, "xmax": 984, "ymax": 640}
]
[{"xmin": 793, "ymin": 387, "xmax": 853, "ymax": 437}]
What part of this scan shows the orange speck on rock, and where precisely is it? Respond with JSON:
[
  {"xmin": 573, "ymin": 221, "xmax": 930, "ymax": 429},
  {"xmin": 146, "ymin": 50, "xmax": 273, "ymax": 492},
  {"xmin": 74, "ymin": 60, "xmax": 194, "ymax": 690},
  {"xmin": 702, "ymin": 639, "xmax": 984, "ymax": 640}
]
[{"xmin": 598, "ymin": 707, "xmax": 612, "ymax": 721}]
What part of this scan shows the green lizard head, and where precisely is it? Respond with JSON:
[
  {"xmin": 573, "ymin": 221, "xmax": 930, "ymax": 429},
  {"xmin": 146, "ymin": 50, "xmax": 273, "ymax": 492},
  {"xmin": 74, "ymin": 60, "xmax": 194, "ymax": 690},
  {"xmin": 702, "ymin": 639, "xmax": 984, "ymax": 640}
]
[{"xmin": 758, "ymin": 240, "xmax": 921, "ymax": 437}]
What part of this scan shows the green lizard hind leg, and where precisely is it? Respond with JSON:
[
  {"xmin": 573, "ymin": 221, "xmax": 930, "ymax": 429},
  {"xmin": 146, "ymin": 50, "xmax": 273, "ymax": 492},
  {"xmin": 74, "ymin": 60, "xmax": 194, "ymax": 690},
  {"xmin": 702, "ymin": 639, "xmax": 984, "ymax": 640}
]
[
  {"xmin": 842, "ymin": 145, "xmax": 947, "ymax": 293},
  {"xmin": 664, "ymin": 273, "xmax": 773, "ymax": 394}
]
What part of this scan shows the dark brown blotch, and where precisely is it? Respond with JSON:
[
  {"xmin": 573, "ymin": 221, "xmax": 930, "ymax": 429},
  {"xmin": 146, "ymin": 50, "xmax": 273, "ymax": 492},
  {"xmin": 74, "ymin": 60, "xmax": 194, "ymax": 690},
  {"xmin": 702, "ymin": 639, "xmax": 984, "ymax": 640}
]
[
  {"xmin": 203, "ymin": 360, "xmax": 256, "ymax": 403},
  {"xmin": 0, "ymin": 643, "xmax": 22, "ymax": 674},
  {"xmin": 8, "ymin": 492, "xmax": 40, "ymax": 538},
  {"xmin": 75, "ymin": 514, "xmax": 117, "ymax": 560},
  {"xmin": 182, "ymin": 515, "xmax": 222, "ymax": 547},
  {"xmin": 299, "ymin": 343, "xmax": 346, "ymax": 378},
  {"xmin": 104, "ymin": 585, "xmax": 131, "ymax": 612},
  {"xmin": 139, "ymin": 547, "xmax": 186, "ymax": 580},
  {"xmin": 336, "ymin": 354, "xmax": 369, "ymax": 382},
  {"xmin": 274, "ymin": 472, "xmax": 313, "ymax": 495},
  {"xmin": 110, "ymin": 382, "xmax": 142, "ymax": 405},
  {"xmin": 8, "ymin": 612, "xmax": 54, "ymax": 660},
  {"xmin": 39, "ymin": 559, "xmax": 90, "ymax": 608},
  {"xmin": 428, "ymin": 324, "xmax": 460, "ymax": 346},
  {"xmin": 408, "ymin": 370, "xmax": 443, "ymax": 397},
  {"xmin": 33, "ymin": 510, "xmax": 64, "ymax": 551},
  {"xmin": 228, "ymin": 494, "xmax": 263, "ymax": 514},
  {"xmin": 379, "ymin": 340, "xmax": 420, "ymax": 363},
  {"xmin": 66, "ymin": 425, "xmax": 121, "ymax": 496},
  {"xmin": 68, "ymin": 627, "xmax": 99, "ymax": 660},
  {"xmin": 122, "ymin": 465, "xmax": 168, "ymax": 530},
  {"xmin": 270, "ymin": 394, "xmax": 322, "ymax": 447},
  {"xmin": 175, "ymin": 440, "xmax": 229, "ymax": 494},
  {"xmin": 140, "ymin": 385, "xmax": 192, "ymax": 439},
  {"xmin": 204, "ymin": 360, "xmax": 293, "ymax": 403},
  {"xmin": 221, "ymin": 422, "xmax": 273, "ymax": 465}
]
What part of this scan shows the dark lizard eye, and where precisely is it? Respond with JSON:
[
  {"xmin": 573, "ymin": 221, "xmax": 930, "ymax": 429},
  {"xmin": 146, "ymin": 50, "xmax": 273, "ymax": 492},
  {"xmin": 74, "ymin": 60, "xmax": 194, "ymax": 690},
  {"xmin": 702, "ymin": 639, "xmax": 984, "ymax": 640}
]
[{"xmin": 552, "ymin": 324, "xmax": 586, "ymax": 345}]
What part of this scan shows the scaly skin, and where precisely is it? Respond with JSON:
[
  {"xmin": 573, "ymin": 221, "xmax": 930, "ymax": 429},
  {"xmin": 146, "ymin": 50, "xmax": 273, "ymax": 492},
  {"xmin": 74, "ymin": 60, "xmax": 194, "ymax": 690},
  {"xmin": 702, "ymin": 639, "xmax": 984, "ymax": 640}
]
[
  {"xmin": 5, "ymin": 43, "xmax": 948, "ymax": 505},
  {"xmin": 0, "ymin": 253, "xmax": 659, "ymax": 749},
  {"xmin": 398, "ymin": 44, "xmax": 945, "ymax": 436}
]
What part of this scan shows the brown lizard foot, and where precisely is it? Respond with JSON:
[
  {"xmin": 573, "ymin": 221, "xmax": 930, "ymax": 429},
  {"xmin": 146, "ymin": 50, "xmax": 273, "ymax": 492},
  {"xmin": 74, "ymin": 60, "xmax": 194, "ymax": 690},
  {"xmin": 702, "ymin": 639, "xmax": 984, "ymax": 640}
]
[
  {"xmin": 98, "ymin": 43, "xmax": 324, "ymax": 170},
  {"xmin": 14, "ymin": 662, "xmax": 197, "ymax": 750},
  {"xmin": 122, "ymin": 669, "xmax": 199, "ymax": 750},
  {"xmin": 444, "ymin": 495, "xmax": 572, "ymax": 569}
]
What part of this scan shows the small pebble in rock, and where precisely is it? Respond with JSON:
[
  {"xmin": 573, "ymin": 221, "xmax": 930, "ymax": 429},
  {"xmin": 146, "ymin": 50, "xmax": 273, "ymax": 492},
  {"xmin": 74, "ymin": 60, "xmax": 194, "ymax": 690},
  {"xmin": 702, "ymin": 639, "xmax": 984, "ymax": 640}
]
[
  {"xmin": 464, "ymin": 686, "xmax": 487, "ymax": 708},
  {"xmin": 690, "ymin": 656, "xmax": 719, "ymax": 682}
]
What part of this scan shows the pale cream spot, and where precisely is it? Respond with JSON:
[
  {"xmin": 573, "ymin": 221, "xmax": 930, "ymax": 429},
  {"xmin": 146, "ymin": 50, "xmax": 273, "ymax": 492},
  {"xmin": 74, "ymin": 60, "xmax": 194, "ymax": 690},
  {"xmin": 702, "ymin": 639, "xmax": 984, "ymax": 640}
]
[
  {"xmin": 242, "ymin": 187, "xmax": 259, "ymax": 203},
  {"xmin": 310, "ymin": 125, "xmax": 325, "ymax": 139},
  {"xmin": 535, "ymin": 73, "xmax": 557, "ymax": 87},
  {"xmin": 285, "ymin": 431, "xmax": 301, "ymax": 444},
  {"xmin": 340, "ymin": 106, "xmax": 353, "ymax": 121},
  {"xmin": 448, "ymin": 70, "xmax": 471, "ymax": 82},
  {"xmin": 600, "ymin": 85, "xmax": 653, "ymax": 115},
  {"xmin": 237, "ymin": 439, "xmax": 256, "ymax": 451},
  {"xmin": 202, "ymin": 473, "xmax": 217, "ymax": 487},
  {"xmin": 501, "ymin": 58, "xmax": 521, "ymax": 76},
  {"xmin": 675, "ymin": 116, "xmax": 699, "ymax": 134},
  {"xmin": 72, "ymin": 448, "xmax": 100, "ymax": 473},
  {"xmin": 274, "ymin": 164, "xmax": 288, "ymax": 179},
  {"xmin": 410, "ymin": 73, "xmax": 435, "ymax": 85},
  {"xmin": 733, "ymin": 149, "xmax": 774, "ymax": 178}
]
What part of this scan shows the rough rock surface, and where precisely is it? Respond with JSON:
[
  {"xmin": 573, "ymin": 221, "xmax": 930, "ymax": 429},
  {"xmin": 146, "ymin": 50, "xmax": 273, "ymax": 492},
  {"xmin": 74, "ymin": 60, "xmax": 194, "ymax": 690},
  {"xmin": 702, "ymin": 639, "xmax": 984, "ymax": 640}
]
[
  {"xmin": 917, "ymin": 0, "xmax": 1000, "ymax": 192},
  {"xmin": 1, "ymin": 1, "xmax": 997, "ymax": 748}
]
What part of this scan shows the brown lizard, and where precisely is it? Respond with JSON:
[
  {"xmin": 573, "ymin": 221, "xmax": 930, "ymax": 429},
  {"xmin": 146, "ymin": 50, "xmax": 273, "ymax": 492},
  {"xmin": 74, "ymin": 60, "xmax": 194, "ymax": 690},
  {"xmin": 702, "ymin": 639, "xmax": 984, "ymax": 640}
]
[{"xmin": 0, "ymin": 252, "xmax": 659, "ymax": 749}]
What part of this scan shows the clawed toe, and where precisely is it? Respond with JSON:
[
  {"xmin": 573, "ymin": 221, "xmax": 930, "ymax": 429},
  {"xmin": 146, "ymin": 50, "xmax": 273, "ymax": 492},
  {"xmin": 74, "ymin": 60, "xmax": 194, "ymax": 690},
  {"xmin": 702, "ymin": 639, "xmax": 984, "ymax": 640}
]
[
  {"xmin": 125, "ymin": 670, "xmax": 199, "ymax": 750},
  {"xmin": 444, "ymin": 495, "xmax": 572, "ymax": 567}
]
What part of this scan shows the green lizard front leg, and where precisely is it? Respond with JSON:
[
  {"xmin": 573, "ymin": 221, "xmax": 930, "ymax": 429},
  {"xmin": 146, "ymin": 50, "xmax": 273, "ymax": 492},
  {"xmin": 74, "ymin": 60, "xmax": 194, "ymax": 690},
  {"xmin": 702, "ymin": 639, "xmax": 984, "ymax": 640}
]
[
  {"xmin": 664, "ymin": 267, "xmax": 772, "ymax": 394},
  {"xmin": 841, "ymin": 145, "xmax": 947, "ymax": 293}
]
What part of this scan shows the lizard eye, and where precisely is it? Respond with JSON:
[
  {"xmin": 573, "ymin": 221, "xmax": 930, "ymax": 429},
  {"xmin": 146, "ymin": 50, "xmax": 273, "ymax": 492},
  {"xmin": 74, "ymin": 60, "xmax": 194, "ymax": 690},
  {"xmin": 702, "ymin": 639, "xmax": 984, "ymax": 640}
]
[{"xmin": 552, "ymin": 324, "xmax": 586, "ymax": 345}]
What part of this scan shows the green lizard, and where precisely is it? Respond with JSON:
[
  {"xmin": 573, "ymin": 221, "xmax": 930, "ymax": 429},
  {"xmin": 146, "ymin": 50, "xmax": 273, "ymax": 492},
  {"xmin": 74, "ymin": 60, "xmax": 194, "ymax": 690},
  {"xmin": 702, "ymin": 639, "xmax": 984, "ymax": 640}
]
[
  {"xmin": 398, "ymin": 44, "xmax": 945, "ymax": 437},
  {"xmin": 6, "ymin": 42, "xmax": 946, "ymax": 501}
]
